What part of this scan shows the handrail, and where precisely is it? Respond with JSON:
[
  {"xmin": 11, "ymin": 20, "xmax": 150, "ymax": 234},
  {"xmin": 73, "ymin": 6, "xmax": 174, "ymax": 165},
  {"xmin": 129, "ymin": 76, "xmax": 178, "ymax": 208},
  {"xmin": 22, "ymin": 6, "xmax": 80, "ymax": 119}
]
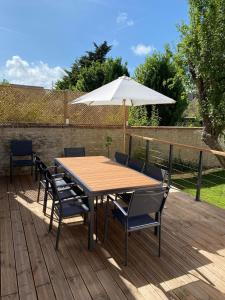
[{"xmin": 126, "ymin": 133, "xmax": 225, "ymax": 158}]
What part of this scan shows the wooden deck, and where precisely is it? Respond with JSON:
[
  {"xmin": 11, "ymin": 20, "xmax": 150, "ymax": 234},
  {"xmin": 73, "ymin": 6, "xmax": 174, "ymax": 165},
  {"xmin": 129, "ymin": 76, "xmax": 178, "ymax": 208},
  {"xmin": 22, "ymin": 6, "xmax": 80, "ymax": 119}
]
[{"xmin": 1, "ymin": 176, "xmax": 225, "ymax": 300}]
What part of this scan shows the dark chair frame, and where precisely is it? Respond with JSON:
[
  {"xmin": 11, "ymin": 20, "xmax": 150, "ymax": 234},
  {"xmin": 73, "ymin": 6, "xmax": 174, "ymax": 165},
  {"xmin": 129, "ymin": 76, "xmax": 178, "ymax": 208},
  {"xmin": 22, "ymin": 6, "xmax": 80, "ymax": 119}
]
[
  {"xmin": 143, "ymin": 163, "xmax": 168, "ymax": 184},
  {"xmin": 127, "ymin": 157, "xmax": 145, "ymax": 172},
  {"xmin": 35, "ymin": 157, "xmax": 69, "ymax": 213},
  {"xmin": 47, "ymin": 171, "xmax": 90, "ymax": 250},
  {"xmin": 10, "ymin": 140, "xmax": 35, "ymax": 182},
  {"xmin": 115, "ymin": 152, "xmax": 128, "ymax": 165},
  {"xmin": 104, "ymin": 186, "xmax": 169, "ymax": 265},
  {"xmin": 64, "ymin": 147, "xmax": 85, "ymax": 157}
]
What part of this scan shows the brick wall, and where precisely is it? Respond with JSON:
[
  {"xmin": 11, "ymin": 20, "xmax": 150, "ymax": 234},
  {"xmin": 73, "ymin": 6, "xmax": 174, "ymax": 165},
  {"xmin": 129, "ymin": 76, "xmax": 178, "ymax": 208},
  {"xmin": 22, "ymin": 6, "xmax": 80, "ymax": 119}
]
[{"xmin": 0, "ymin": 124, "xmax": 223, "ymax": 176}]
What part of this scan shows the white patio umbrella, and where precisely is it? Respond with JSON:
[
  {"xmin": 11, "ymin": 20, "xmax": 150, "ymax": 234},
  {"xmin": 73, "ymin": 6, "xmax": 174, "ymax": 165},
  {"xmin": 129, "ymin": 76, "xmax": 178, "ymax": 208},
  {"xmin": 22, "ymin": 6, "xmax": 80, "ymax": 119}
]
[{"xmin": 71, "ymin": 76, "xmax": 176, "ymax": 151}]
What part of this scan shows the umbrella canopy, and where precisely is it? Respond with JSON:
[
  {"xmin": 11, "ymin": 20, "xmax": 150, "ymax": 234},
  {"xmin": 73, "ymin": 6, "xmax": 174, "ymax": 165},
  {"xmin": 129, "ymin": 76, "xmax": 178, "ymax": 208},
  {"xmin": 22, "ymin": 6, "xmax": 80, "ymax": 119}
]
[
  {"xmin": 71, "ymin": 75, "xmax": 176, "ymax": 152},
  {"xmin": 71, "ymin": 75, "xmax": 176, "ymax": 106}
]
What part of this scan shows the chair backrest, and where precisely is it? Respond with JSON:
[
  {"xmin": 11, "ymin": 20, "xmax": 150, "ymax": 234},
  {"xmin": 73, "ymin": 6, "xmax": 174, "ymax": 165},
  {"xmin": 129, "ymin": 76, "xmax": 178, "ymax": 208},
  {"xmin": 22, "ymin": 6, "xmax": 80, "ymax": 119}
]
[
  {"xmin": 10, "ymin": 140, "xmax": 33, "ymax": 156},
  {"xmin": 35, "ymin": 156, "xmax": 47, "ymax": 176},
  {"xmin": 128, "ymin": 186, "xmax": 169, "ymax": 217},
  {"xmin": 64, "ymin": 147, "xmax": 85, "ymax": 157},
  {"xmin": 127, "ymin": 158, "xmax": 145, "ymax": 172},
  {"xmin": 143, "ymin": 163, "xmax": 167, "ymax": 183},
  {"xmin": 44, "ymin": 168, "xmax": 59, "ymax": 200},
  {"xmin": 115, "ymin": 152, "xmax": 128, "ymax": 165}
]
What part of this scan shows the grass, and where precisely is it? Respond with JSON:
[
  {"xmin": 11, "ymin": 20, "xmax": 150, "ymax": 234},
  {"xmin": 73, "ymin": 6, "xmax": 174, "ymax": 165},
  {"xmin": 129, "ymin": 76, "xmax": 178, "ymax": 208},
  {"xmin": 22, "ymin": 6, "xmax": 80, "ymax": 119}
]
[{"xmin": 172, "ymin": 169, "xmax": 225, "ymax": 209}]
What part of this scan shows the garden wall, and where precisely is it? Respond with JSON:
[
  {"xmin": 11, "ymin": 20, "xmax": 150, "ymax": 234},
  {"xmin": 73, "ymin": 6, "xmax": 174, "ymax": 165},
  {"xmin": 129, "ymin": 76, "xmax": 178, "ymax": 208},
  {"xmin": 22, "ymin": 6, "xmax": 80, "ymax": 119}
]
[{"xmin": 0, "ymin": 124, "xmax": 222, "ymax": 176}]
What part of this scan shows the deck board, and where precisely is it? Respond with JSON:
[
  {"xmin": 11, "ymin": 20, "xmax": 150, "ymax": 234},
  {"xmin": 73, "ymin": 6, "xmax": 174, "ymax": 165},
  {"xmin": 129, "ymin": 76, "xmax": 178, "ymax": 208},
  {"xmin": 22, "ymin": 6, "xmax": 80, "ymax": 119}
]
[{"xmin": 0, "ymin": 175, "xmax": 225, "ymax": 300}]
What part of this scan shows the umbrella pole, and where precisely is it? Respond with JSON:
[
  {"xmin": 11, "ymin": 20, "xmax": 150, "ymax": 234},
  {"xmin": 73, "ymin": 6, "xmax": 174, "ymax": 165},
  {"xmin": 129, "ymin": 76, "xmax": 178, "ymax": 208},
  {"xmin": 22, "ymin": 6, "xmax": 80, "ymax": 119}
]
[{"xmin": 123, "ymin": 99, "xmax": 126, "ymax": 152}]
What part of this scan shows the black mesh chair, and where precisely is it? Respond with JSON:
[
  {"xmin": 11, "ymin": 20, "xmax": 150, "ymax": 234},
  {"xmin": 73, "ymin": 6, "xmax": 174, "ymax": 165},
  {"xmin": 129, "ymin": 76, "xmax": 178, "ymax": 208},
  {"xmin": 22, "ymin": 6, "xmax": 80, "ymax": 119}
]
[
  {"xmin": 35, "ymin": 156, "xmax": 84, "ymax": 214},
  {"xmin": 115, "ymin": 152, "xmax": 128, "ymax": 165},
  {"xmin": 104, "ymin": 186, "xmax": 169, "ymax": 265},
  {"xmin": 64, "ymin": 147, "xmax": 85, "ymax": 157},
  {"xmin": 127, "ymin": 158, "xmax": 145, "ymax": 172},
  {"xmin": 10, "ymin": 140, "xmax": 35, "ymax": 182},
  {"xmin": 116, "ymin": 157, "xmax": 145, "ymax": 204},
  {"xmin": 143, "ymin": 163, "xmax": 168, "ymax": 184},
  {"xmin": 47, "ymin": 171, "xmax": 90, "ymax": 250}
]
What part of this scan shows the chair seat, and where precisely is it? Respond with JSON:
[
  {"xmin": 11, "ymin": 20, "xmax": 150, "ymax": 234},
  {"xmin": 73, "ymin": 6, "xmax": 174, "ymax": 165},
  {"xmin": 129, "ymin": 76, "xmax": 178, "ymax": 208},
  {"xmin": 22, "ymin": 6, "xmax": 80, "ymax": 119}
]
[
  {"xmin": 112, "ymin": 207, "xmax": 160, "ymax": 231},
  {"xmin": 56, "ymin": 199, "xmax": 89, "ymax": 218},
  {"xmin": 12, "ymin": 159, "xmax": 34, "ymax": 167}
]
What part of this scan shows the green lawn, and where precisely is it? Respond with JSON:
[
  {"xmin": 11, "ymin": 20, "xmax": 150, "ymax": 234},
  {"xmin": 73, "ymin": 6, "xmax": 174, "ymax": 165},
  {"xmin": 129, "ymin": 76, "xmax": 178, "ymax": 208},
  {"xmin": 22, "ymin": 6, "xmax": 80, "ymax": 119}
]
[{"xmin": 172, "ymin": 170, "xmax": 225, "ymax": 209}]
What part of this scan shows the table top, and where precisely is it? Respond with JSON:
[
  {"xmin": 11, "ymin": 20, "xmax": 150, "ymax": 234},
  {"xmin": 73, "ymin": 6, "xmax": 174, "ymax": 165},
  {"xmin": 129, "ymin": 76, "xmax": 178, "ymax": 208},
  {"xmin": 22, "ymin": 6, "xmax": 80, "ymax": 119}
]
[{"xmin": 55, "ymin": 156, "xmax": 160, "ymax": 195}]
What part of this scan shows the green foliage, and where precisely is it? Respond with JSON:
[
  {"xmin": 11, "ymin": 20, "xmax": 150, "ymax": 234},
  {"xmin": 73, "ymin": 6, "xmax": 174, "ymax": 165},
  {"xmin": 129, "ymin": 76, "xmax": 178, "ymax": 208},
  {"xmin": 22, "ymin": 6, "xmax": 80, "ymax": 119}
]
[
  {"xmin": 129, "ymin": 106, "xmax": 149, "ymax": 126},
  {"xmin": 76, "ymin": 58, "xmax": 128, "ymax": 92},
  {"xmin": 177, "ymin": 0, "xmax": 225, "ymax": 154},
  {"xmin": 104, "ymin": 136, "xmax": 113, "ymax": 158},
  {"xmin": 149, "ymin": 105, "xmax": 160, "ymax": 126},
  {"xmin": 56, "ymin": 41, "xmax": 129, "ymax": 91},
  {"xmin": 129, "ymin": 105, "xmax": 160, "ymax": 126},
  {"xmin": 134, "ymin": 46, "xmax": 188, "ymax": 126}
]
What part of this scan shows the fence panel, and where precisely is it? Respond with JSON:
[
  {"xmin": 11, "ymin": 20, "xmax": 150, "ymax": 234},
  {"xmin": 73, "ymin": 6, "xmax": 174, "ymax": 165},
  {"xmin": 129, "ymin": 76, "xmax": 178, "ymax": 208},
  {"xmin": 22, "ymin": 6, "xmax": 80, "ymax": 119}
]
[{"xmin": 0, "ymin": 85, "xmax": 124, "ymax": 126}]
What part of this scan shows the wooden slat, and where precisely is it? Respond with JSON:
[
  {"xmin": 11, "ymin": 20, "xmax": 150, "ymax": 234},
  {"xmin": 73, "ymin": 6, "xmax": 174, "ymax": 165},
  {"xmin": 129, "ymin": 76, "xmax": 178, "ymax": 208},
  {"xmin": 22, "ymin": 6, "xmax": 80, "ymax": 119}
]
[
  {"xmin": 0, "ymin": 179, "xmax": 18, "ymax": 298},
  {"xmin": 55, "ymin": 156, "xmax": 159, "ymax": 193}
]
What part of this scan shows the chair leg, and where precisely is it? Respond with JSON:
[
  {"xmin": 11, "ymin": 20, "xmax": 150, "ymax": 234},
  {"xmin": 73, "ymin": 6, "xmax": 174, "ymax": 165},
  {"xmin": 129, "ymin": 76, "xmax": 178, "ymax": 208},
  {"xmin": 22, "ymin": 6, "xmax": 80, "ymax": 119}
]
[
  {"xmin": 95, "ymin": 198, "xmax": 98, "ymax": 242},
  {"xmin": 158, "ymin": 225, "xmax": 161, "ymax": 257},
  {"xmin": 55, "ymin": 217, "xmax": 62, "ymax": 250},
  {"xmin": 43, "ymin": 188, "xmax": 48, "ymax": 215},
  {"xmin": 103, "ymin": 198, "xmax": 110, "ymax": 242},
  {"xmin": 37, "ymin": 180, "xmax": 41, "ymax": 203},
  {"xmin": 49, "ymin": 202, "xmax": 55, "ymax": 232},
  {"xmin": 125, "ymin": 229, "xmax": 128, "ymax": 266},
  {"xmin": 154, "ymin": 212, "xmax": 159, "ymax": 236}
]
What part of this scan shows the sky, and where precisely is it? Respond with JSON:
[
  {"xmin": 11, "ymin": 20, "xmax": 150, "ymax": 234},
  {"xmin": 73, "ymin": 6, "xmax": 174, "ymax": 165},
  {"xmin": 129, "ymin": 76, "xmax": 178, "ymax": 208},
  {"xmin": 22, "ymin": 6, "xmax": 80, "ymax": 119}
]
[{"xmin": 0, "ymin": 0, "xmax": 189, "ymax": 88}]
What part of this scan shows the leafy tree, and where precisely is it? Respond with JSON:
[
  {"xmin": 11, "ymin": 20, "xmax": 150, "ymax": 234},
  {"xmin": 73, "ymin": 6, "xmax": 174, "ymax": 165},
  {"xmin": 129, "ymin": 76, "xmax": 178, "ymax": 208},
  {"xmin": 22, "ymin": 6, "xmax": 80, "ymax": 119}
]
[
  {"xmin": 134, "ymin": 47, "xmax": 188, "ymax": 126},
  {"xmin": 178, "ymin": 0, "xmax": 225, "ymax": 167},
  {"xmin": 76, "ymin": 58, "xmax": 128, "ymax": 92},
  {"xmin": 56, "ymin": 41, "xmax": 128, "ymax": 91}
]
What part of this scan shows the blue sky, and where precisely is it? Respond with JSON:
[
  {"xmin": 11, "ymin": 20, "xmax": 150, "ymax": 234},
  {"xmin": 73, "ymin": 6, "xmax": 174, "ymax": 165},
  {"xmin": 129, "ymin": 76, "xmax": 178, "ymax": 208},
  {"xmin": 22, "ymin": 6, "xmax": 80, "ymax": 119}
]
[{"xmin": 0, "ymin": 0, "xmax": 188, "ymax": 87}]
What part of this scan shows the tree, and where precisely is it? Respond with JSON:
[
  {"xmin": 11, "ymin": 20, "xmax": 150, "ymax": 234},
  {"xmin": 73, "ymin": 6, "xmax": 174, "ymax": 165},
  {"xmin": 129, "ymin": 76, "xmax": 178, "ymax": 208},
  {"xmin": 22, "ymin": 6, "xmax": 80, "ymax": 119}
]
[
  {"xmin": 76, "ymin": 58, "xmax": 129, "ymax": 92},
  {"xmin": 178, "ymin": 0, "xmax": 225, "ymax": 167},
  {"xmin": 134, "ymin": 47, "xmax": 188, "ymax": 126},
  {"xmin": 56, "ymin": 41, "xmax": 129, "ymax": 91}
]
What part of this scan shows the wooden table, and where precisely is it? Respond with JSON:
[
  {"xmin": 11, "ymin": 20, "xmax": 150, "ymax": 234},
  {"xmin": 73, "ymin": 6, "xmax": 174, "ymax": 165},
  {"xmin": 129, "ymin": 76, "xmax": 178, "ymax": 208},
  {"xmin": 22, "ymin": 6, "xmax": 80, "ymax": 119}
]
[{"xmin": 55, "ymin": 156, "xmax": 160, "ymax": 250}]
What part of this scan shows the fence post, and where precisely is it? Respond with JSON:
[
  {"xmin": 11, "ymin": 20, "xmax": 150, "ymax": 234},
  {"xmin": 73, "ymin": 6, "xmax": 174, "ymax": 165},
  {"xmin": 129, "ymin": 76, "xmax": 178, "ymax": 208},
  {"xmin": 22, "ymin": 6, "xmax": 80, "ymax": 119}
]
[
  {"xmin": 195, "ymin": 151, "xmax": 203, "ymax": 201},
  {"xmin": 128, "ymin": 135, "xmax": 132, "ymax": 158},
  {"xmin": 145, "ymin": 140, "xmax": 150, "ymax": 164},
  {"xmin": 63, "ymin": 90, "xmax": 69, "ymax": 124},
  {"xmin": 168, "ymin": 144, "xmax": 173, "ymax": 187}
]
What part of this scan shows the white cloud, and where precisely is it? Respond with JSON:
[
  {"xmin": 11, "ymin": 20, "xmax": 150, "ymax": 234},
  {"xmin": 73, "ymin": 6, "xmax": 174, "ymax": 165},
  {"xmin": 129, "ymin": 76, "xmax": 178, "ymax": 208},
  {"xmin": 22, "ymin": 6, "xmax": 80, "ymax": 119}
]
[
  {"xmin": 131, "ymin": 44, "xmax": 155, "ymax": 56},
  {"xmin": 116, "ymin": 12, "xmax": 134, "ymax": 27},
  {"xmin": 0, "ymin": 56, "xmax": 66, "ymax": 88}
]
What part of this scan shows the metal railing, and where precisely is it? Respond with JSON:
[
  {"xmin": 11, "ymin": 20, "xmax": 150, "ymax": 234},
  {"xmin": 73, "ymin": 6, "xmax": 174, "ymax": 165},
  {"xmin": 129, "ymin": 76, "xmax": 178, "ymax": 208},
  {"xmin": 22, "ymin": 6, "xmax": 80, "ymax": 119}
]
[{"xmin": 127, "ymin": 133, "xmax": 225, "ymax": 202}]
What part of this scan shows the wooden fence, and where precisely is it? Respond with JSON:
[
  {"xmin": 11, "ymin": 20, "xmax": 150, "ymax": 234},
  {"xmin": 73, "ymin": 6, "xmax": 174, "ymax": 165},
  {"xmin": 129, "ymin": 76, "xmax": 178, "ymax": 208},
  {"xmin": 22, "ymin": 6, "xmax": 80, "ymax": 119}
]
[{"xmin": 0, "ymin": 84, "xmax": 124, "ymax": 126}]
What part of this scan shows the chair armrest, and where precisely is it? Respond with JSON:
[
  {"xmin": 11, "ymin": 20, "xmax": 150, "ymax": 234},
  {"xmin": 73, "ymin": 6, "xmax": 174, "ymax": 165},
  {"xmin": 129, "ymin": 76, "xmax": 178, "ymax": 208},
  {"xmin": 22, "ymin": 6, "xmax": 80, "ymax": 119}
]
[
  {"xmin": 107, "ymin": 195, "xmax": 128, "ymax": 216},
  {"xmin": 52, "ymin": 173, "xmax": 65, "ymax": 178},
  {"xmin": 61, "ymin": 196, "xmax": 89, "ymax": 212}
]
